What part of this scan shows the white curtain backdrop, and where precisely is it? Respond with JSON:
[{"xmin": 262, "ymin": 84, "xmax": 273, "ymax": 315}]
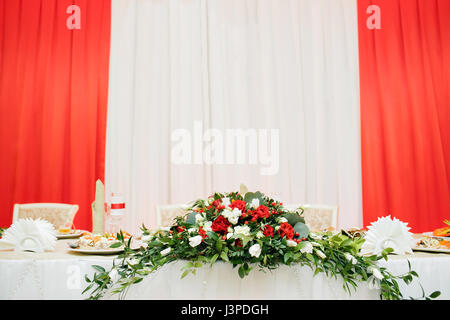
[{"xmin": 106, "ymin": 0, "xmax": 362, "ymax": 234}]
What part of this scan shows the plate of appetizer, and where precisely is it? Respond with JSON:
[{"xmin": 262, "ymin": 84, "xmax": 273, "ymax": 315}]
[
  {"xmin": 68, "ymin": 231, "xmax": 132, "ymax": 255},
  {"xmin": 413, "ymin": 235, "xmax": 450, "ymax": 254},
  {"xmin": 56, "ymin": 228, "xmax": 85, "ymax": 239}
]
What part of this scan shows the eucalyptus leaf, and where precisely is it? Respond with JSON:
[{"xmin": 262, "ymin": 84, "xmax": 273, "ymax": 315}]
[
  {"xmin": 244, "ymin": 191, "xmax": 264, "ymax": 205},
  {"xmin": 293, "ymin": 222, "xmax": 309, "ymax": 239},
  {"xmin": 282, "ymin": 213, "xmax": 305, "ymax": 226},
  {"xmin": 186, "ymin": 212, "xmax": 197, "ymax": 225}
]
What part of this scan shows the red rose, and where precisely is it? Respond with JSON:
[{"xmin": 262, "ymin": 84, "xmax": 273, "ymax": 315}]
[
  {"xmin": 198, "ymin": 226, "xmax": 207, "ymax": 239},
  {"xmin": 212, "ymin": 199, "xmax": 222, "ymax": 207},
  {"xmin": 262, "ymin": 225, "xmax": 274, "ymax": 237},
  {"xmin": 229, "ymin": 200, "xmax": 247, "ymax": 212},
  {"xmin": 211, "ymin": 215, "xmax": 231, "ymax": 234},
  {"xmin": 177, "ymin": 226, "xmax": 185, "ymax": 233},
  {"xmin": 279, "ymin": 222, "xmax": 294, "ymax": 240},
  {"xmin": 255, "ymin": 205, "xmax": 270, "ymax": 219},
  {"xmin": 234, "ymin": 239, "xmax": 243, "ymax": 247}
]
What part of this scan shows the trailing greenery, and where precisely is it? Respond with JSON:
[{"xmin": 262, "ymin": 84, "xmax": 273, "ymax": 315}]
[{"xmin": 84, "ymin": 191, "xmax": 440, "ymax": 300}]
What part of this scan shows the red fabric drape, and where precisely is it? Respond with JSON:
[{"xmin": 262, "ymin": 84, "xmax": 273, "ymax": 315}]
[
  {"xmin": 358, "ymin": 0, "xmax": 450, "ymax": 232},
  {"xmin": 0, "ymin": 0, "xmax": 110, "ymax": 230}
]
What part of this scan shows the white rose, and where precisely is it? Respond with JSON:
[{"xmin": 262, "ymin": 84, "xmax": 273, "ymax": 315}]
[
  {"xmin": 250, "ymin": 198, "xmax": 260, "ymax": 209},
  {"xmin": 234, "ymin": 225, "xmax": 251, "ymax": 237},
  {"xmin": 222, "ymin": 197, "xmax": 231, "ymax": 208},
  {"xmin": 315, "ymin": 249, "xmax": 326, "ymax": 259},
  {"xmin": 109, "ymin": 268, "xmax": 120, "ymax": 282},
  {"xmin": 256, "ymin": 231, "xmax": 264, "ymax": 239},
  {"xmin": 189, "ymin": 235, "xmax": 203, "ymax": 247},
  {"xmin": 287, "ymin": 240, "xmax": 297, "ymax": 247},
  {"xmin": 203, "ymin": 221, "xmax": 213, "ymax": 232},
  {"xmin": 226, "ymin": 232, "xmax": 234, "ymax": 240},
  {"xmin": 195, "ymin": 213, "xmax": 205, "ymax": 223},
  {"xmin": 344, "ymin": 253, "xmax": 357, "ymax": 265},
  {"xmin": 249, "ymin": 243, "xmax": 262, "ymax": 258},
  {"xmin": 188, "ymin": 228, "xmax": 197, "ymax": 234},
  {"xmin": 161, "ymin": 247, "xmax": 171, "ymax": 256},
  {"xmin": 141, "ymin": 235, "xmax": 152, "ymax": 242},
  {"xmin": 222, "ymin": 208, "xmax": 242, "ymax": 225},
  {"xmin": 300, "ymin": 241, "xmax": 313, "ymax": 254},
  {"xmin": 278, "ymin": 217, "xmax": 288, "ymax": 223}
]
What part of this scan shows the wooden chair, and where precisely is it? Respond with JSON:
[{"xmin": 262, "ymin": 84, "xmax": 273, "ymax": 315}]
[
  {"xmin": 12, "ymin": 203, "xmax": 79, "ymax": 230},
  {"xmin": 156, "ymin": 204, "xmax": 188, "ymax": 228},
  {"xmin": 284, "ymin": 204, "xmax": 338, "ymax": 231}
]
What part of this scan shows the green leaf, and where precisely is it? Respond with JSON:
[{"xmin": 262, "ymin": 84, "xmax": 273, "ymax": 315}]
[
  {"xmin": 92, "ymin": 265, "xmax": 105, "ymax": 273},
  {"xmin": 216, "ymin": 239, "xmax": 223, "ymax": 252},
  {"xmin": 109, "ymin": 242, "xmax": 122, "ymax": 248},
  {"xmin": 181, "ymin": 270, "xmax": 190, "ymax": 279},
  {"xmin": 430, "ymin": 291, "xmax": 441, "ymax": 299},
  {"xmin": 207, "ymin": 231, "xmax": 218, "ymax": 241},
  {"xmin": 244, "ymin": 191, "xmax": 264, "ymax": 205},
  {"xmin": 293, "ymin": 222, "xmax": 309, "ymax": 239},
  {"xmin": 282, "ymin": 213, "xmax": 305, "ymax": 226},
  {"xmin": 210, "ymin": 253, "xmax": 219, "ymax": 265},
  {"xmin": 238, "ymin": 265, "xmax": 245, "ymax": 278},
  {"xmin": 220, "ymin": 251, "xmax": 229, "ymax": 262},
  {"xmin": 186, "ymin": 212, "xmax": 197, "ymax": 225}
]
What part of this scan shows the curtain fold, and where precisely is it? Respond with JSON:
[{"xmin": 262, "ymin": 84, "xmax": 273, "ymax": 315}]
[
  {"xmin": 358, "ymin": 0, "xmax": 450, "ymax": 232},
  {"xmin": 106, "ymin": 0, "xmax": 362, "ymax": 233},
  {"xmin": 0, "ymin": 0, "xmax": 111, "ymax": 229}
]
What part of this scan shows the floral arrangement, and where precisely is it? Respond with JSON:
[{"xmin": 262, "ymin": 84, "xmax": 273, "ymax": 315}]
[{"xmin": 84, "ymin": 190, "xmax": 440, "ymax": 300}]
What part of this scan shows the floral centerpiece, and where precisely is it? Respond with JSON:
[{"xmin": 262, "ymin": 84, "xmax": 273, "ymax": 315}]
[{"xmin": 84, "ymin": 190, "xmax": 440, "ymax": 300}]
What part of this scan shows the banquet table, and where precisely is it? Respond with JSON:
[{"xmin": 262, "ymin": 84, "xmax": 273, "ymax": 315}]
[{"xmin": 0, "ymin": 239, "xmax": 449, "ymax": 300}]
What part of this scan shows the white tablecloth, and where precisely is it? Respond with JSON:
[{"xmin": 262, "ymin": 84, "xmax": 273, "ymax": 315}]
[{"xmin": 0, "ymin": 240, "xmax": 449, "ymax": 300}]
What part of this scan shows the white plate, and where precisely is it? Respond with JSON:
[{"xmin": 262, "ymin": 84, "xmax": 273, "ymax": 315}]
[
  {"xmin": 56, "ymin": 230, "xmax": 85, "ymax": 239},
  {"xmin": 68, "ymin": 247, "xmax": 124, "ymax": 255},
  {"xmin": 413, "ymin": 235, "xmax": 450, "ymax": 254},
  {"xmin": 412, "ymin": 247, "xmax": 450, "ymax": 254}
]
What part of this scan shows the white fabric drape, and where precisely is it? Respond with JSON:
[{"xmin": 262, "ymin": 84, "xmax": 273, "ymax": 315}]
[{"xmin": 106, "ymin": 0, "xmax": 362, "ymax": 234}]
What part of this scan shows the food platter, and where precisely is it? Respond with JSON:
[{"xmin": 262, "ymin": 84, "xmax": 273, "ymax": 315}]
[
  {"xmin": 56, "ymin": 230, "xmax": 85, "ymax": 239},
  {"xmin": 413, "ymin": 234, "xmax": 450, "ymax": 254}
]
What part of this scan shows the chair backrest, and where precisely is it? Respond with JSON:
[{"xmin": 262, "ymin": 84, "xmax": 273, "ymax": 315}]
[
  {"xmin": 156, "ymin": 204, "xmax": 188, "ymax": 228},
  {"xmin": 12, "ymin": 203, "xmax": 79, "ymax": 230},
  {"xmin": 284, "ymin": 204, "xmax": 338, "ymax": 231}
]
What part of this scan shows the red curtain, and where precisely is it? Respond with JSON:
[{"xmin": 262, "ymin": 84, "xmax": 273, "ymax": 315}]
[
  {"xmin": 0, "ymin": 0, "xmax": 111, "ymax": 230},
  {"xmin": 358, "ymin": 0, "xmax": 450, "ymax": 232}
]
